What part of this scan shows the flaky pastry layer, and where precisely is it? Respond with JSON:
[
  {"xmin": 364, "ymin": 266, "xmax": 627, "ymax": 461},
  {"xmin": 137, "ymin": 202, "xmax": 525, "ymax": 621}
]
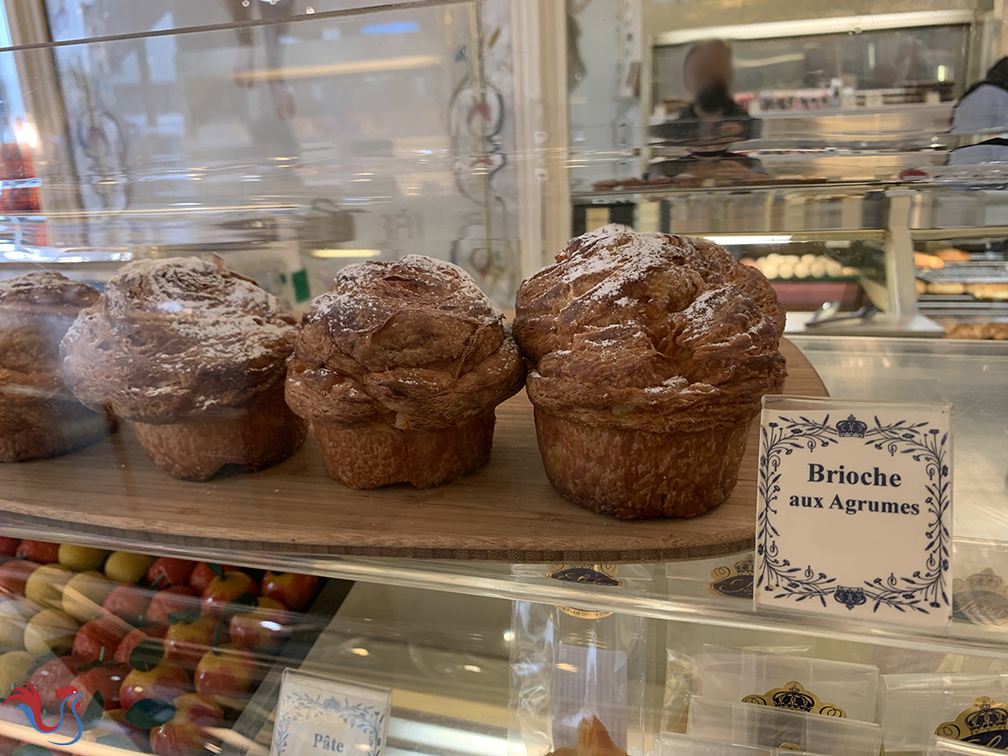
[
  {"xmin": 514, "ymin": 225, "xmax": 786, "ymax": 432},
  {"xmin": 286, "ymin": 255, "xmax": 525, "ymax": 430},
  {"xmin": 60, "ymin": 256, "xmax": 298, "ymax": 423}
]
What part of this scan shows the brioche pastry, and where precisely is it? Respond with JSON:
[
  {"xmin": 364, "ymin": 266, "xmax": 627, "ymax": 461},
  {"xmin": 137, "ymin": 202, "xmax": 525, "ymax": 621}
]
[
  {"xmin": 967, "ymin": 283, "xmax": 1008, "ymax": 301},
  {"xmin": 514, "ymin": 225, "xmax": 787, "ymax": 519},
  {"xmin": 935, "ymin": 247, "xmax": 971, "ymax": 262},
  {"xmin": 944, "ymin": 322, "xmax": 1008, "ymax": 340},
  {"xmin": 914, "ymin": 252, "xmax": 944, "ymax": 269},
  {"xmin": 60, "ymin": 256, "xmax": 306, "ymax": 480},
  {"xmin": 0, "ymin": 272, "xmax": 116, "ymax": 461},
  {"xmin": 286, "ymin": 255, "xmax": 525, "ymax": 489},
  {"xmin": 927, "ymin": 282, "xmax": 966, "ymax": 295}
]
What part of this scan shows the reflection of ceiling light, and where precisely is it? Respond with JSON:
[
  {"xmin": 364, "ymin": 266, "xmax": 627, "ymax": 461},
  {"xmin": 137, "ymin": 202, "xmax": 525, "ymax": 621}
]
[
  {"xmin": 463, "ymin": 664, "xmax": 481, "ymax": 673},
  {"xmin": 247, "ymin": 54, "xmax": 441, "ymax": 82},
  {"xmin": 361, "ymin": 21, "xmax": 419, "ymax": 35},
  {"xmin": 703, "ymin": 234, "xmax": 792, "ymax": 246},
  {"xmin": 387, "ymin": 720, "xmax": 505, "ymax": 756},
  {"xmin": 311, "ymin": 249, "xmax": 381, "ymax": 258},
  {"xmin": 351, "ymin": 647, "xmax": 369, "ymax": 656},
  {"xmin": 14, "ymin": 121, "xmax": 37, "ymax": 149},
  {"xmin": 556, "ymin": 663, "xmax": 579, "ymax": 672},
  {"xmin": 502, "ymin": 630, "xmax": 514, "ymax": 643}
]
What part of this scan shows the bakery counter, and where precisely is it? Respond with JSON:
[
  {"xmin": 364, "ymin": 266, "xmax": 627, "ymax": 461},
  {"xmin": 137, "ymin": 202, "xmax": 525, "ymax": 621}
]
[{"xmin": 3, "ymin": 336, "xmax": 1008, "ymax": 661}]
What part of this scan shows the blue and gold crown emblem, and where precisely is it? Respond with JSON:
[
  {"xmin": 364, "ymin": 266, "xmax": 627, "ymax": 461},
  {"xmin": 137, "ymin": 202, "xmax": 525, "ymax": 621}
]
[
  {"xmin": 742, "ymin": 681, "xmax": 846, "ymax": 718},
  {"xmin": 953, "ymin": 568, "xmax": 1008, "ymax": 626},
  {"xmin": 965, "ymin": 698, "xmax": 1008, "ymax": 732},
  {"xmin": 936, "ymin": 696, "xmax": 1008, "ymax": 746},
  {"xmin": 836, "ymin": 414, "xmax": 868, "ymax": 438},
  {"xmin": 546, "ymin": 564, "xmax": 620, "ymax": 619},
  {"xmin": 707, "ymin": 555, "xmax": 754, "ymax": 600},
  {"xmin": 771, "ymin": 684, "xmax": 816, "ymax": 712},
  {"xmin": 547, "ymin": 564, "xmax": 620, "ymax": 587}
]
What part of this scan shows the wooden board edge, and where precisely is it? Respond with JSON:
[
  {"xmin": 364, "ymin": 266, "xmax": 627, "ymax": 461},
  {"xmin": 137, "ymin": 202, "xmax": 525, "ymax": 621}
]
[{"xmin": 1, "ymin": 507, "xmax": 756, "ymax": 564}]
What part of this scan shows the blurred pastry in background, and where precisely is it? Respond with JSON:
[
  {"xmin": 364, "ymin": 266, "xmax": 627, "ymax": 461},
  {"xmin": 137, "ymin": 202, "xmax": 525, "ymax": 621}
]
[
  {"xmin": 0, "ymin": 272, "xmax": 117, "ymax": 462},
  {"xmin": 927, "ymin": 282, "xmax": 966, "ymax": 295},
  {"xmin": 935, "ymin": 248, "xmax": 972, "ymax": 263},
  {"xmin": 968, "ymin": 283, "xmax": 1008, "ymax": 300},
  {"xmin": 914, "ymin": 252, "xmax": 945, "ymax": 269}
]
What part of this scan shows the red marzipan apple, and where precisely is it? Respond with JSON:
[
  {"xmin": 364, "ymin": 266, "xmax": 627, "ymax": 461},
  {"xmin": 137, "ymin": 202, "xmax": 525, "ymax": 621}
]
[
  {"xmin": 164, "ymin": 615, "xmax": 227, "ymax": 667},
  {"xmin": 261, "ymin": 571, "xmax": 319, "ymax": 611},
  {"xmin": 115, "ymin": 624, "xmax": 168, "ymax": 665},
  {"xmin": 72, "ymin": 663, "xmax": 130, "ymax": 711},
  {"xmin": 0, "ymin": 559, "xmax": 39, "ymax": 598},
  {"xmin": 119, "ymin": 662, "xmax": 191, "ymax": 711},
  {"xmin": 200, "ymin": 572, "xmax": 259, "ymax": 616},
  {"xmin": 147, "ymin": 586, "xmax": 198, "ymax": 625},
  {"xmin": 149, "ymin": 693, "xmax": 223, "ymax": 756},
  {"xmin": 29, "ymin": 656, "xmax": 83, "ymax": 713},
  {"xmin": 0, "ymin": 538, "xmax": 19, "ymax": 557},
  {"xmin": 230, "ymin": 597, "xmax": 290, "ymax": 653},
  {"xmin": 147, "ymin": 558, "xmax": 197, "ymax": 590},
  {"xmin": 72, "ymin": 616, "xmax": 130, "ymax": 663},
  {"xmin": 15, "ymin": 540, "xmax": 59, "ymax": 564},
  {"xmin": 103, "ymin": 583, "xmax": 152, "ymax": 625},
  {"xmin": 188, "ymin": 563, "xmax": 240, "ymax": 596},
  {"xmin": 174, "ymin": 692, "xmax": 224, "ymax": 722},
  {"xmin": 194, "ymin": 646, "xmax": 256, "ymax": 697}
]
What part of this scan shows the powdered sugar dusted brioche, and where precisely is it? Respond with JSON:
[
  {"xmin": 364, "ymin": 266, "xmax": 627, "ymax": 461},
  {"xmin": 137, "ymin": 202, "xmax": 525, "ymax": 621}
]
[
  {"xmin": 0, "ymin": 271, "xmax": 115, "ymax": 462},
  {"xmin": 287, "ymin": 255, "xmax": 525, "ymax": 489},
  {"xmin": 60, "ymin": 256, "xmax": 298, "ymax": 423},
  {"xmin": 513, "ymin": 225, "xmax": 787, "ymax": 518},
  {"xmin": 0, "ymin": 271, "xmax": 100, "ymax": 385},
  {"xmin": 287, "ymin": 255, "xmax": 525, "ymax": 431},
  {"xmin": 514, "ymin": 224, "xmax": 786, "ymax": 433}
]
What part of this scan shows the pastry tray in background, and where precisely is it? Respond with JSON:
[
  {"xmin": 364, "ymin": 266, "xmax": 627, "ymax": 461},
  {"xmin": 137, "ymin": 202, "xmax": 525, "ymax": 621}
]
[{"xmin": 915, "ymin": 262, "xmax": 1008, "ymax": 284}]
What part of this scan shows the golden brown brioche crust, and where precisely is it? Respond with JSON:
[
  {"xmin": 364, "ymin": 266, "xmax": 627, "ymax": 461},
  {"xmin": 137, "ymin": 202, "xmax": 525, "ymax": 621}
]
[
  {"xmin": 0, "ymin": 271, "xmax": 100, "ymax": 390},
  {"xmin": 60, "ymin": 256, "xmax": 298, "ymax": 423},
  {"xmin": 534, "ymin": 409, "xmax": 749, "ymax": 518},
  {"xmin": 129, "ymin": 381, "xmax": 307, "ymax": 481},
  {"xmin": 513, "ymin": 225, "xmax": 787, "ymax": 433},
  {"xmin": 286, "ymin": 255, "xmax": 526, "ymax": 432},
  {"xmin": 314, "ymin": 411, "xmax": 495, "ymax": 489},
  {"xmin": 0, "ymin": 272, "xmax": 115, "ymax": 461}
]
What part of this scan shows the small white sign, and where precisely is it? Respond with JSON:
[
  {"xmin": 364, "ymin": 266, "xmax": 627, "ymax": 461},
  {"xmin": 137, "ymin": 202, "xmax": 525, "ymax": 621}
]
[
  {"xmin": 754, "ymin": 396, "xmax": 953, "ymax": 626},
  {"xmin": 271, "ymin": 669, "xmax": 392, "ymax": 756}
]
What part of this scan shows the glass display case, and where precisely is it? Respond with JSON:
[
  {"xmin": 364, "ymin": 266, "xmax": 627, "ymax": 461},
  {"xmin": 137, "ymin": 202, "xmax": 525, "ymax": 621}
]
[
  {"xmin": 569, "ymin": 2, "xmax": 1008, "ymax": 337},
  {"xmin": 0, "ymin": 3, "xmax": 1008, "ymax": 756}
]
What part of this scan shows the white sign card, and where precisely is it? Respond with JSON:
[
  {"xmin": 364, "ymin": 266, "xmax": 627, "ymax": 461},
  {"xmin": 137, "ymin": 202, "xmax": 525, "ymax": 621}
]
[
  {"xmin": 754, "ymin": 396, "xmax": 953, "ymax": 626},
  {"xmin": 271, "ymin": 668, "xmax": 392, "ymax": 756}
]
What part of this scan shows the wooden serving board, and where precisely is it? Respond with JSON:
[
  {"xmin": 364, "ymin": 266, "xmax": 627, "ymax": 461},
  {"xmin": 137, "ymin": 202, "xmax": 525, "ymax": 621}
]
[{"xmin": 0, "ymin": 339, "xmax": 824, "ymax": 563}]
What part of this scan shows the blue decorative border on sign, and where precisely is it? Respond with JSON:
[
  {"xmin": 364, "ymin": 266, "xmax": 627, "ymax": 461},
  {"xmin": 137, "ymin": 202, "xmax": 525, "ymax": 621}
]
[
  {"xmin": 273, "ymin": 693, "xmax": 386, "ymax": 756},
  {"xmin": 756, "ymin": 413, "xmax": 950, "ymax": 614}
]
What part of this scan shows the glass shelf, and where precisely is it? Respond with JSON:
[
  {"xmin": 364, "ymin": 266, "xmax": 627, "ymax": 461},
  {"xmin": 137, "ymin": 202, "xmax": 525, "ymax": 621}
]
[{"xmin": 3, "ymin": 337, "xmax": 1007, "ymax": 659}]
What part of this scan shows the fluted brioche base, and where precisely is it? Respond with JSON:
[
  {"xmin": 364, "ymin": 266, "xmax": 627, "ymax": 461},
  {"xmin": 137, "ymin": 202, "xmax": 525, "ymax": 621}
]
[
  {"xmin": 0, "ymin": 397, "xmax": 116, "ymax": 462},
  {"xmin": 533, "ymin": 408, "xmax": 751, "ymax": 519},
  {"xmin": 314, "ymin": 412, "xmax": 496, "ymax": 489},
  {"xmin": 131, "ymin": 383, "xmax": 307, "ymax": 481}
]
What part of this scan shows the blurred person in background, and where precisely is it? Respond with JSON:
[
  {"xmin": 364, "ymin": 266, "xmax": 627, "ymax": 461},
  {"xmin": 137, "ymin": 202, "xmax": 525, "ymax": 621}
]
[
  {"xmin": 948, "ymin": 56, "xmax": 1008, "ymax": 165},
  {"xmin": 650, "ymin": 40, "xmax": 765, "ymax": 181}
]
